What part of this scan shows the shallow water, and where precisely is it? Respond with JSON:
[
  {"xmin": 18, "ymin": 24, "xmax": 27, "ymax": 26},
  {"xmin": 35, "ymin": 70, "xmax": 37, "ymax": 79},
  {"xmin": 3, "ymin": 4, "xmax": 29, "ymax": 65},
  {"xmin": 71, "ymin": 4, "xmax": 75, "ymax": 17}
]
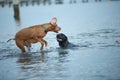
[{"xmin": 0, "ymin": 1, "xmax": 120, "ymax": 80}]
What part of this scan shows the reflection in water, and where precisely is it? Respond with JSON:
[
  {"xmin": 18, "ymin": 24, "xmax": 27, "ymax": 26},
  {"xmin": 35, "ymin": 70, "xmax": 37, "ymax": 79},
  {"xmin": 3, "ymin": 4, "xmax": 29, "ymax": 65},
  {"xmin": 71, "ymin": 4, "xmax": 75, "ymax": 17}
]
[
  {"xmin": 14, "ymin": 16, "xmax": 21, "ymax": 27},
  {"xmin": 58, "ymin": 49, "xmax": 69, "ymax": 63},
  {"xmin": 17, "ymin": 54, "xmax": 32, "ymax": 63},
  {"xmin": 16, "ymin": 50, "xmax": 70, "ymax": 80},
  {"xmin": 17, "ymin": 52, "xmax": 47, "ymax": 80},
  {"xmin": 17, "ymin": 49, "xmax": 69, "ymax": 64},
  {"xmin": 17, "ymin": 52, "xmax": 46, "ymax": 64}
]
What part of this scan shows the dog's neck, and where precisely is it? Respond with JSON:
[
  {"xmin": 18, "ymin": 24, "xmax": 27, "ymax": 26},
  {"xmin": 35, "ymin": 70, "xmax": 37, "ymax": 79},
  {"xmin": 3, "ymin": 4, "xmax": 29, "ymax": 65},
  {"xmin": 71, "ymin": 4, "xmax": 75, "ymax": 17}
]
[
  {"xmin": 41, "ymin": 23, "xmax": 56, "ymax": 33},
  {"xmin": 41, "ymin": 24, "xmax": 48, "ymax": 33},
  {"xmin": 59, "ymin": 41, "xmax": 69, "ymax": 48}
]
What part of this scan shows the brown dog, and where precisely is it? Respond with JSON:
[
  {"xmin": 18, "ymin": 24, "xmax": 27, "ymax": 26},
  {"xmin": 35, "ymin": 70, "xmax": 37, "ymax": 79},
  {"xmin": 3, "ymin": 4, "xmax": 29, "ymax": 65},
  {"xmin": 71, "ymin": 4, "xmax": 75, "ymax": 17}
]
[{"xmin": 7, "ymin": 17, "xmax": 61, "ymax": 53}]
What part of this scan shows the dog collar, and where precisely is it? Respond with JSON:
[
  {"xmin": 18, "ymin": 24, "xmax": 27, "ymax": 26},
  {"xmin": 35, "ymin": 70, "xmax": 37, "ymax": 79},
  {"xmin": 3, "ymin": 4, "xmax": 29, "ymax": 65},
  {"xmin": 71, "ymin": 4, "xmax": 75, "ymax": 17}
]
[{"xmin": 41, "ymin": 25, "xmax": 48, "ymax": 33}]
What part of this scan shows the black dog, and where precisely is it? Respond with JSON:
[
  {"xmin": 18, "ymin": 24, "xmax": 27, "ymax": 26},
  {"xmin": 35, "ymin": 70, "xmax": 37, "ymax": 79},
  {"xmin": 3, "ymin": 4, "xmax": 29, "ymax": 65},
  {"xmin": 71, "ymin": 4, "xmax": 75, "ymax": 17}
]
[{"xmin": 56, "ymin": 33, "xmax": 78, "ymax": 48}]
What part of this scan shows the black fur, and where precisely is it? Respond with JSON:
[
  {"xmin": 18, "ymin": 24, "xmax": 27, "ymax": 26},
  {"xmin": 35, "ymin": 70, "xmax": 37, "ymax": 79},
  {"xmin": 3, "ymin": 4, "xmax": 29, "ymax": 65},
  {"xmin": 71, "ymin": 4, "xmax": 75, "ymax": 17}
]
[{"xmin": 56, "ymin": 33, "xmax": 78, "ymax": 48}]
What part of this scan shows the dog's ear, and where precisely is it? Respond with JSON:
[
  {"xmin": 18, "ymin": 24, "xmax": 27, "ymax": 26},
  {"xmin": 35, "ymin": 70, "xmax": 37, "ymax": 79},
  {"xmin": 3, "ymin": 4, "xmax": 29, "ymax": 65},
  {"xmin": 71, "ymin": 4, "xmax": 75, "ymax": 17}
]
[{"xmin": 50, "ymin": 17, "xmax": 57, "ymax": 25}]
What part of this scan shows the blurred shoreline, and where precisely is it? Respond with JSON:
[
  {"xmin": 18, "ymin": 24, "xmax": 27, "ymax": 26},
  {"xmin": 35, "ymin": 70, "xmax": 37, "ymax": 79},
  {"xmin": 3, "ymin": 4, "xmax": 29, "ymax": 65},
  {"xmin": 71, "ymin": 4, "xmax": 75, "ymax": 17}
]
[{"xmin": 0, "ymin": 0, "xmax": 120, "ymax": 7}]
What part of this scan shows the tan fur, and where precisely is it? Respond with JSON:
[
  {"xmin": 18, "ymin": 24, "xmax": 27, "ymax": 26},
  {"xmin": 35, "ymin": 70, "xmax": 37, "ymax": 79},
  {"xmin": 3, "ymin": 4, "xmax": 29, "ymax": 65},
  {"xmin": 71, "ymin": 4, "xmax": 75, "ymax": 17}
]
[{"xmin": 8, "ymin": 18, "xmax": 61, "ymax": 53}]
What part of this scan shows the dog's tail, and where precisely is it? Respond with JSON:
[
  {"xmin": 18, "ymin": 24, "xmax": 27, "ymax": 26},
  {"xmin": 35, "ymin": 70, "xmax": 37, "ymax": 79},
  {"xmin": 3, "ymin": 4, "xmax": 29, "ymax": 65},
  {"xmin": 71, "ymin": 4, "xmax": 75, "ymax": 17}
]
[{"xmin": 7, "ymin": 38, "xmax": 15, "ymax": 43}]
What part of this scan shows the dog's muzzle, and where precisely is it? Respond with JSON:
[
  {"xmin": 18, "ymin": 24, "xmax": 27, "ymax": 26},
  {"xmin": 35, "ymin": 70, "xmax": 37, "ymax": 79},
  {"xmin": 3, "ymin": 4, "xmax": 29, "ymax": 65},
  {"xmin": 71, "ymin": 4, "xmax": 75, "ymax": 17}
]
[
  {"xmin": 57, "ymin": 38, "xmax": 63, "ymax": 42},
  {"xmin": 54, "ymin": 27, "xmax": 61, "ymax": 33}
]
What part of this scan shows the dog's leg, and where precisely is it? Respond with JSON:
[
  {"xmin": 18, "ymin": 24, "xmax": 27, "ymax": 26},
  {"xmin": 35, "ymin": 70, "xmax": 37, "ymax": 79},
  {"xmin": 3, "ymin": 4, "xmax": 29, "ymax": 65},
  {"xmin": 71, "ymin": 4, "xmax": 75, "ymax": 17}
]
[
  {"xmin": 24, "ymin": 41, "xmax": 31, "ymax": 52},
  {"xmin": 15, "ymin": 39, "xmax": 26, "ymax": 53},
  {"xmin": 27, "ymin": 43, "xmax": 31, "ymax": 52},
  {"xmin": 41, "ymin": 39, "xmax": 48, "ymax": 47},
  {"xmin": 34, "ymin": 37, "xmax": 45, "ymax": 50}
]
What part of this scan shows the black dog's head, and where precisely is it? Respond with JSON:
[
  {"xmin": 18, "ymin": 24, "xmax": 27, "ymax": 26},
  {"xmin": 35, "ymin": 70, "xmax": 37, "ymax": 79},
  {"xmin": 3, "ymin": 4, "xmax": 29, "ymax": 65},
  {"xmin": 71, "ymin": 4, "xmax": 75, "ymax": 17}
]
[{"xmin": 56, "ymin": 33, "xmax": 69, "ymax": 48}]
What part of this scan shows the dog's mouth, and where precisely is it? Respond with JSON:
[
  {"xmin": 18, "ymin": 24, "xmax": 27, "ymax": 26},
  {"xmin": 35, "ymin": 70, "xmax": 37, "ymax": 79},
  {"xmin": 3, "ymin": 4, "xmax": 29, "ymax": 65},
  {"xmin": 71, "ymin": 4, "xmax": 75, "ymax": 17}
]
[
  {"xmin": 54, "ymin": 27, "xmax": 61, "ymax": 33},
  {"xmin": 57, "ymin": 38, "xmax": 63, "ymax": 42},
  {"xmin": 54, "ymin": 31, "xmax": 59, "ymax": 33}
]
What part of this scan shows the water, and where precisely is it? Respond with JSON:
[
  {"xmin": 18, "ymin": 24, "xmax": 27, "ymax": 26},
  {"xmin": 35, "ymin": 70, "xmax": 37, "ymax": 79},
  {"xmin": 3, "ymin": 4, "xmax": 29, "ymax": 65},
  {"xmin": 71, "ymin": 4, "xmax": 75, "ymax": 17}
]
[{"xmin": 0, "ymin": 1, "xmax": 120, "ymax": 80}]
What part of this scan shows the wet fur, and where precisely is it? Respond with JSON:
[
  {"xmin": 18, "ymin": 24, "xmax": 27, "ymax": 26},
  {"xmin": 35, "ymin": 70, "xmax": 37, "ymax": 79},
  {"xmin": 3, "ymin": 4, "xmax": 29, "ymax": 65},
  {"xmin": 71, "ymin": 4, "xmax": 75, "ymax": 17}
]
[
  {"xmin": 7, "ymin": 18, "xmax": 61, "ymax": 53},
  {"xmin": 56, "ymin": 33, "xmax": 78, "ymax": 48}
]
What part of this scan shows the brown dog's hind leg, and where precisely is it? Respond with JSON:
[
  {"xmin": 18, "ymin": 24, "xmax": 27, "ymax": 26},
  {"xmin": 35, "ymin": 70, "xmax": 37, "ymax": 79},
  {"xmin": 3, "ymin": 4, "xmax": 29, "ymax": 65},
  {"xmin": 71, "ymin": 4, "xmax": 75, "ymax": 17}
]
[
  {"xmin": 24, "ymin": 41, "xmax": 31, "ymax": 51},
  {"xmin": 15, "ymin": 39, "xmax": 26, "ymax": 53}
]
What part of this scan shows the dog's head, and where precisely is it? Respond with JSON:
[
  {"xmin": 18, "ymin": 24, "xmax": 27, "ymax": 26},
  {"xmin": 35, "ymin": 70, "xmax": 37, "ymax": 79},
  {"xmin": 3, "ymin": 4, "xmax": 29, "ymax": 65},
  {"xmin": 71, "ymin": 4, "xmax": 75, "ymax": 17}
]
[
  {"xmin": 56, "ymin": 33, "xmax": 68, "ymax": 42},
  {"xmin": 43, "ymin": 17, "xmax": 61, "ymax": 33},
  {"xmin": 56, "ymin": 33, "xmax": 69, "ymax": 47}
]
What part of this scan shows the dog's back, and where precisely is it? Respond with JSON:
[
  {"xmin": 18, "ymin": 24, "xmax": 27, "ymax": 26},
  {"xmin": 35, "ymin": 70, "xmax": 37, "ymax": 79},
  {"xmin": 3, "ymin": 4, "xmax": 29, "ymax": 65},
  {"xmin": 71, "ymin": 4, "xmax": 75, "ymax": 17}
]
[{"xmin": 15, "ymin": 25, "xmax": 46, "ymax": 40}]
